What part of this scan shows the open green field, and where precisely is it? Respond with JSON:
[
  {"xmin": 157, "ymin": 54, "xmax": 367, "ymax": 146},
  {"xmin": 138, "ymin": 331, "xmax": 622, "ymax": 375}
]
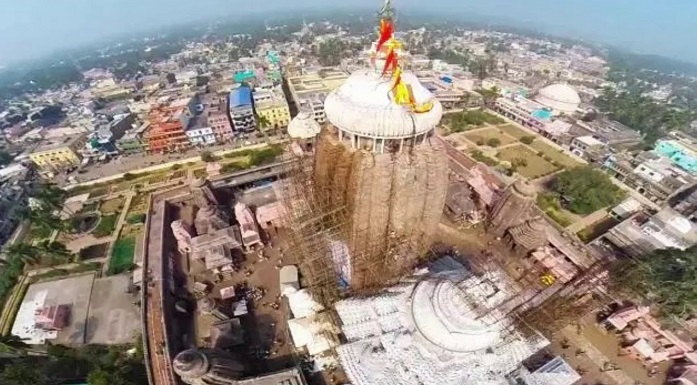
[
  {"xmin": 529, "ymin": 140, "xmax": 581, "ymax": 168},
  {"xmin": 464, "ymin": 128, "xmax": 517, "ymax": 147},
  {"xmin": 498, "ymin": 124, "xmax": 532, "ymax": 140},
  {"xmin": 497, "ymin": 145, "xmax": 559, "ymax": 179},
  {"xmin": 109, "ymin": 237, "xmax": 135, "ymax": 275},
  {"xmin": 93, "ymin": 214, "xmax": 117, "ymax": 238}
]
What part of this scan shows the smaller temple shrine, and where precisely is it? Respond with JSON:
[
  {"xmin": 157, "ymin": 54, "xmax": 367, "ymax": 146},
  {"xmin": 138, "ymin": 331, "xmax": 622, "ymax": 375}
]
[{"xmin": 505, "ymin": 216, "xmax": 548, "ymax": 254}]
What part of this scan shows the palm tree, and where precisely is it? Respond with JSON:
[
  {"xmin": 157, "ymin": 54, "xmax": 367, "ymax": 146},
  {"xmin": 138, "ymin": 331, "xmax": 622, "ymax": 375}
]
[
  {"xmin": 33, "ymin": 183, "xmax": 66, "ymax": 212},
  {"xmin": 256, "ymin": 115, "xmax": 272, "ymax": 135},
  {"xmin": 5, "ymin": 243, "xmax": 40, "ymax": 266},
  {"xmin": 36, "ymin": 241, "xmax": 74, "ymax": 265},
  {"xmin": 18, "ymin": 207, "xmax": 65, "ymax": 238},
  {"xmin": 477, "ymin": 86, "xmax": 501, "ymax": 108}
]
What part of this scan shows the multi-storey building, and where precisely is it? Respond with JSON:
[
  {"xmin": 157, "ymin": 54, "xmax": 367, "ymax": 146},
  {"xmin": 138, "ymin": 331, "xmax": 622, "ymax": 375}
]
[
  {"xmin": 287, "ymin": 69, "xmax": 349, "ymax": 123},
  {"xmin": 145, "ymin": 104, "xmax": 192, "ymax": 153},
  {"xmin": 229, "ymin": 87, "xmax": 255, "ymax": 132},
  {"xmin": 116, "ymin": 122, "xmax": 149, "ymax": 155},
  {"xmin": 29, "ymin": 134, "xmax": 87, "ymax": 174},
  {"xmin": 206, "ymin": 98, "xmax": 233, "ymax": 143},
  {"xmin": 253, "ymin": 88, "xmax": 290, "ymax": 131},
  {"xmin": 186, "ymin": 116, "xmax": 217, "ymax": 146}
]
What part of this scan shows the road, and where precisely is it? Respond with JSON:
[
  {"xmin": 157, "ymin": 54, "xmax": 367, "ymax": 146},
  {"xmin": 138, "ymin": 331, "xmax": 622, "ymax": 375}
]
[{"xmin": 63, "ymin": 134, "xmax": 288, "ymax": 187}]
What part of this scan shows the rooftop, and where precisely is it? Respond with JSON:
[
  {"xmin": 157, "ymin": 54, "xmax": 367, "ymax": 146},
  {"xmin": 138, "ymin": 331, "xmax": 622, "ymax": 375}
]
[
  {"xmin": 230, "ymin": 87, "xmax": 252, "ymax": 108},
  {"xmin": 34, "ymin": 133, "xmax": 85, "ymax": 153}
]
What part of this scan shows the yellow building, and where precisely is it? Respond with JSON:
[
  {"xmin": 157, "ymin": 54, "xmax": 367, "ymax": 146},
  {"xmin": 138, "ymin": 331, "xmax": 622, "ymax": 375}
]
[
  {"xmin": 29, "ymin": 134, "xmax": 86, "ymax": 173},
  {"xmin": 253, "ymin": 89, "xmax": 291, "ymax": 131}
]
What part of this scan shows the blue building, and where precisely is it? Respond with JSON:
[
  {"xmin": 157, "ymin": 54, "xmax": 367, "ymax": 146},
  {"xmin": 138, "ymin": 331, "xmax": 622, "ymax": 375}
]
[
  {"xmin": 229, "ymin": 86, "xmax": 255, "ymax": 132},
  {"xmin": 654, "ymin": 139, "xmax": 697, "ymax": 174}
]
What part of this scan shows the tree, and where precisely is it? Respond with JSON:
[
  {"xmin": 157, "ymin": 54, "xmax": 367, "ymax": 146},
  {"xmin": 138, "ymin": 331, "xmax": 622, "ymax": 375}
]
[
  {"xmin": 0, "ymin": 361, "xmax": 48, "ymax": 385},
  {"xmin": 256, "ymin": 115, "xmax": 272, "ymax": 133},
  {"xmin": 611, "ymin": 247, "xmax": 697, "ymax": 320},
  {"xmin": 318, "ymin": 39, "xmax": 344, "ymax": 66},
  {"xmin": 0, "ymin": 335, "xmax": 30, "ymax": 356},
  {"xmin": 476, "ymin": 86, "xmax": 500, "ymax": 107},
  {"xmin": 0, "ymin": 150, "xmax": 13, "ymax": 166},
  {"xmin": 6, "ymin": 243, "xmax": 40, "ymax": 266},
  {"xmin": 36, "ymin": 240, "xmax": 74, "ymax": 265},
  {"xmin": 18, "ymin": 207, "xmax": 65, "ymax": 236},
  {"xmin": 551, "ymin": 166, "xmax": 625, "ymax": 215},
  {"xmin": 200, "ymin": 151, "xmax": 216, "ymax": 163},
  {"xmin": 520, "ymin": 136, "xmax": 535, "ymax": 145},
  {"xmin": 487, "ymin": 138, "xmax": 501, "ymax": 147},
  {"xmin": 33, "ymin": 183, "xmax": 66, "ymax": 212}
]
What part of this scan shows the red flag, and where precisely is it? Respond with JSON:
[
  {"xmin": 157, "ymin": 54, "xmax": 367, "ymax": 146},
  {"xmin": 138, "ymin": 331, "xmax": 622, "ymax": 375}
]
[
  {"xmin": 382, "ymin": 49, "xmax": 397, "ymax": 76},
  {"xmin": 376, "ymin": 19, "xmax": 394, "ymax": 53}
]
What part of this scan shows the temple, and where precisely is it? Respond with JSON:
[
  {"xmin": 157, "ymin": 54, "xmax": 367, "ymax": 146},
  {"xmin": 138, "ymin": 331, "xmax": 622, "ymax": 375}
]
[
  {"xmin": 334, "ymin": 257, "xmax": 553, "ymax": 385},
  {"xmin": 311, "ymin": 0, "xmax": 449, "ymax": 290}
]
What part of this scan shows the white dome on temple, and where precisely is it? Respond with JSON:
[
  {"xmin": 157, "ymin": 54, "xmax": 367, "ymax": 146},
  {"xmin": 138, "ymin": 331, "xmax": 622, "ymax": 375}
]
[
  {"xmin": 287, "ymin": 111, "xmax": 321, "ymax": 139},
  {"xmin": 411, "ymin": 277, "xmax": 504, "ymax": 353},
  {"xmin": 334, "ymin": 265, "xmax": 548, "ymax": 385},
  {"xmin": 324, "ymin": 69, "xmax": 442, "ymax": 139},
  {"xmin": 533, "ymin": 83, "xmax": 581, "ymax": 114}
]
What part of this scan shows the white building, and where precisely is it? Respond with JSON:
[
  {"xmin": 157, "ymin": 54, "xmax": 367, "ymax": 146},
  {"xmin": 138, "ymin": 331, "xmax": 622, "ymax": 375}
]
[
  {"xmin": 334, "ymin": 257, "xmax": 556, "ymax": 385},
  {"xmin": 533, "ymin": 84, "xmax": 581, "ymax": 114},
  {"xmin": 569, "ymin": 135, "xmax": 604, "ymax": 158},
  {"xmin": 186, "ymin": 126, "xmax": 216, "ymax": 146}
]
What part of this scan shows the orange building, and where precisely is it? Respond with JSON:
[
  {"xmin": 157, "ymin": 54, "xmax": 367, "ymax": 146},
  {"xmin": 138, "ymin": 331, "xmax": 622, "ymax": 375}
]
[{"xmin": 145, "ymin": 100, "xmax": 194, "ymax": 153}]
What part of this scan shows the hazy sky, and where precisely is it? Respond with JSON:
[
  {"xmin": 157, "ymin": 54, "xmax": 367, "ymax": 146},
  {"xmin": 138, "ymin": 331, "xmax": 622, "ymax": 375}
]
[{"xmin": 1, "ymin": 0, "xmax": 696, "ymax": 65}]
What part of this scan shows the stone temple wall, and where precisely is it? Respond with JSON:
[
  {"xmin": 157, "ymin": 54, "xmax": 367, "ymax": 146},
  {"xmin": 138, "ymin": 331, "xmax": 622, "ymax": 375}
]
[{"xmin": 313, "ymin": 126, "xmax": 449, "ymax": 289}]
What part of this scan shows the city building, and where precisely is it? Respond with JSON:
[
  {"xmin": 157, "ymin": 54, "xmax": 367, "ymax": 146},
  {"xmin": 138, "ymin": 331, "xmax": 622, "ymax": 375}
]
[
  {"xmin": 604, "ymin": 207, "xmax": 697, "ymax": 258},
  {"xmin": 604, "ymin": 152, "xmax": 695, "ymax": 204},
  {"xmin": 604, "ymin": 305, "xmax": 697, "ymax": 366},
  {"xmin": 186, "ymin": 117, "xmax": 217, "ymax": 146},
  {"xmin": 29, "ymin": 134, "xmax": 87, "ymax": 173},
  {"xmin": 493, "ymin": 96, "xmax": 547, "ymax": 131},
  {"xmin": 287, "ymin": 69, "xmax": 349, "ymax": 123},
  {"xmin": 206, "ymin": 98, "xmax": 234, "ymax": 143},
  {"xmin": 145, "ymin": 96, "xmax": 198, "ymax": 153},
  {"xmin": 654, "ymin": 138, "xmax": 697, "ymax": 175},
  {"xmin": 229, "ymin": 86, "xmax": 255, "ymax": 132},
  {"xmin": 569, "ymin": 135, "xmax": 605, "ymax": 160},
  {"xmin": 116, "ymin": 122, "xmax": 149, "ymax": 154},
  {"xmin": 252, "ymin": 88, "xmax": 290, "ymax": 131},
  {"xmin": 570, "ymin": 119, "xmax": 642, "ymax": 150}
]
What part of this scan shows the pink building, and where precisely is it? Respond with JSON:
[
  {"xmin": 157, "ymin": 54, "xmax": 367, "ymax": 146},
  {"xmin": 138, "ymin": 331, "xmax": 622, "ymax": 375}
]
[
  {"xmin": 207, "ymin": 98, "xmax": 233, "ymax": 143},
  {"xmin": 234, "ymin": 202, "xmax": 262, "ymax": 250},
  {"xmin": 35, "ymin": 304, "xmax": 70, "ymax": 331},
  {"xmin": 605, "ymin": 306, "xmax": 696, "ymax": 366}
]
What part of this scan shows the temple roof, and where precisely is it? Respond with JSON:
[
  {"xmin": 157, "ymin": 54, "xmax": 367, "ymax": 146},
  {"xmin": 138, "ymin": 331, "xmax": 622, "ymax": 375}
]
[{"xmin": 324, "ymin": 69, "xmax": 442, "ymax": 139}]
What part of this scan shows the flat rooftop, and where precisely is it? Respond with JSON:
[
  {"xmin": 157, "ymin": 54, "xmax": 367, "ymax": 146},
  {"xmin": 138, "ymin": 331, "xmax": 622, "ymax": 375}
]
[
  {"xmin": 12, "ymin": 274, "xmax": 95, "ymax": 345},
  {"xmin": 11, "ymin": 273, "xmax": 140, "ymax": 345},
  {"xmin": 288, "ymin": 70, "xmax": 349, "ymax": 95},
  {"xmin": 34, "ymin": 133, "xmax": 85, "ymax": 153}
]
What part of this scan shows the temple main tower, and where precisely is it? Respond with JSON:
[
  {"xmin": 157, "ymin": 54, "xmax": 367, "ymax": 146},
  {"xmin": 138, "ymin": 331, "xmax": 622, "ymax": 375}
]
[{"xmin": 312, "ymin": 1, "xmax": 449, "ymax": 290}]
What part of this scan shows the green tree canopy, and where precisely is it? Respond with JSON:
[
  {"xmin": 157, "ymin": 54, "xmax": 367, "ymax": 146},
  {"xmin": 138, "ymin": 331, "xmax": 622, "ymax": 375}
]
[
  {"xmin": 551, "ymin": 166, "xmax": 625, "ymax": 215},
  {"xmin": 318, "ymin": 39, "xmax": 345, "ymax": 66},
  {"xmin": 611, "ymin": 247, "xmax": 697, "ymax": 320}
]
